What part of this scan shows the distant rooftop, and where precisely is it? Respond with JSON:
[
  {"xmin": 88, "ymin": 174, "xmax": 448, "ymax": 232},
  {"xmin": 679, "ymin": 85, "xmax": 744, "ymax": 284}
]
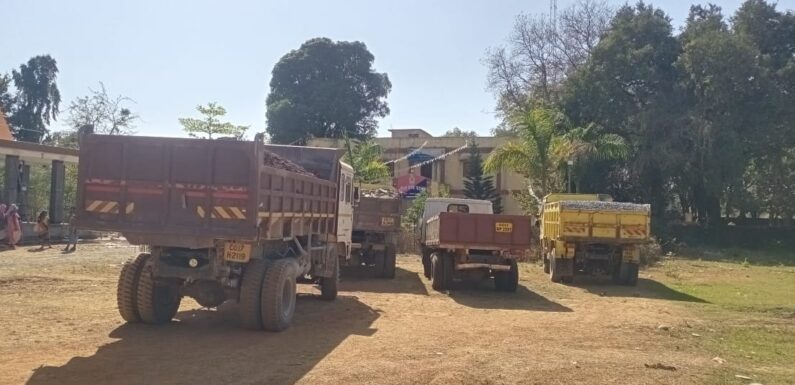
[{"xmin": 387, "ymin": 128, "xmax": 433, "ymax": 138}]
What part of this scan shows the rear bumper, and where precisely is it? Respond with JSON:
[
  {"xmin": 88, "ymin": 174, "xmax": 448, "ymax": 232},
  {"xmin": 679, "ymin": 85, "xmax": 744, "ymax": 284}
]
[{"xmin": 455, "ymin": 263, "xmax": 511, "ymax": 271}]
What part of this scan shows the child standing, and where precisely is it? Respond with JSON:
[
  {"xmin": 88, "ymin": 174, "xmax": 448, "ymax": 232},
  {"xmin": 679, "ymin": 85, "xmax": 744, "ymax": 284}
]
[{"xmin": 36, "ymin": 210, "xmax": 51, "ymax": 250}]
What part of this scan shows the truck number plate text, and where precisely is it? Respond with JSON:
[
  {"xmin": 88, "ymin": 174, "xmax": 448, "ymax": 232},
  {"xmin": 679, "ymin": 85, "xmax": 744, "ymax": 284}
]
[
  {"xmin": 495, "ymin": 222, "xmax": 513, "ymax": 233},
  {"xmin": 223, "ymin": 241, "xmax": 252, "ymax": 263},
  {"xmin": 381, "ymin": 216, "xmax": 395, "ymax": 226}
]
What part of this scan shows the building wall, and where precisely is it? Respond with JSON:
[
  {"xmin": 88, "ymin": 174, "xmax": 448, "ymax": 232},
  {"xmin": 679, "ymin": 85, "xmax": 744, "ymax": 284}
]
[
  {"xmin": 0, "ymin": 109, "xmax": 13, "ymax": 140},
  {"xmin": 310, "ymin": 136, "xmax": 528, "ymax": 215}
]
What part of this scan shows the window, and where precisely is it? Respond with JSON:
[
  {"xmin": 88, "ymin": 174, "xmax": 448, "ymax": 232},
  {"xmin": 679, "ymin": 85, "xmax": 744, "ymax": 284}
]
[
  {"xmin": 408, "ymin": 133, "xmax": 419, "ymax": 138},
  {"xmin": 447, "ymin": 204, "xmax": 469, "ymax": 213},
  {"xmin": 344, "ymin": 176, "xmax": 351, "ymax": 203}
]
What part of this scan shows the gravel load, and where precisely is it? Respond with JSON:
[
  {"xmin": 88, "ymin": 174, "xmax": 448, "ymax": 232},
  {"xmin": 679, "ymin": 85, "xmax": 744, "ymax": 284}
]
[
  {"xmin": 362, "ymin": 188, "xmax": 400, "ymax": 199},
  {"xmin": 262, "ymin": 150, "xmax": 316, "ymax": 177},
  {"xmin": 559, "ymin": 200, "xmax": 650, "ymax": 213}
]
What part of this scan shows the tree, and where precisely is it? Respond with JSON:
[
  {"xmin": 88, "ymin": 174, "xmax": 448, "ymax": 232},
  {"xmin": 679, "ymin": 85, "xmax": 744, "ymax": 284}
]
[
  {"xmin": 556, "ymin": 123, "xmax": 628, "ymax": 192},
  {"xmin": 179, "ymin": 102, "xmax": 248, "ymax": 139},
  {"xmin": 486, "ymin": 0, "xmax": 613, "ymax": 112},
  {"xmin": 6, "ymin": 55, "xmax": 61, "ymax": 143},
  {"xmin": 464, "ymin": 142, "xmax": 502, "ymax": 213},
  {"xmin": 66, "ymin": 83, "xmax": 138, "ymax": 135},
  {"xmin": 343, "ymin": 136, "xmax": 390, "ymax": 185},
  {"xmin": 266, "ymin": 38, "xmax": 391, "ymax": 144},
  {"xmin": 443, "ymin": 127, "xmax": 478, "ymax": 138},
  {"xmin": 484, "ymin": 108, "xmax": 566, "ymax": 212}
]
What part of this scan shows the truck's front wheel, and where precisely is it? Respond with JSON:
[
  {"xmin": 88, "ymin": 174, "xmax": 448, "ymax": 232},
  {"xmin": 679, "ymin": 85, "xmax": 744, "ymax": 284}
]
[
  {"xmin": 117, "ymin": 253, "xmax": 150, "ymax": 323},
  {"xmin": 421, "ymin": 250, "xmax": 432, "ymax": 279},
  {"xmin": 494, "ymin": 260, "xmax": 519, "ymax": 292},
  {"xmin": 381, "ymin": 244, "xmax": 396, "ymax": 279},
  {"xmin": 261, "ymin": 259, "xmax": 298, "ymax": 332},
  {"xmin": 431, "ymin": 253, "xmax": 452, "ymax": 291},
  {"xmin": 136, "ymin": 258, "xmax": 181, "ymax": 325},
  {"xmin": 319, "ymin": 256, "xmax": 339, "ymax": 300}
]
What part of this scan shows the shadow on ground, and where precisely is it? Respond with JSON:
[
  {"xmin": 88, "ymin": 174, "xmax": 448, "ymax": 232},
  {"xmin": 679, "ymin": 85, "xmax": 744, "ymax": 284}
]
[
  {"xmin": 448, "ymin": 282, "xmax": 572, "ymax": 312},
  {"xmin": 572, "ymin": 277, "xmax": 708, "ymax": 303},
  {"xmin": 26, "ymin": 295, "xmax": 379, "ymax": 385},
  {"xmin": 341, "ymin": 266, "xmax": 429, "ymax": 296}
]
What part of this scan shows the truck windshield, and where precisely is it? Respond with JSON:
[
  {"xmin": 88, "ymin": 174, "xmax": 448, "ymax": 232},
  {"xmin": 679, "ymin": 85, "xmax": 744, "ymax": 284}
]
[{"xmin": 447, "ymin": 204, "xmax": 469, "ymax": 213}]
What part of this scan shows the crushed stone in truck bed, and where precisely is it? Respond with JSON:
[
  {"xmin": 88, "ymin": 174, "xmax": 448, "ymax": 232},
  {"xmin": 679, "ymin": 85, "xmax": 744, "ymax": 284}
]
[
  {"xmin": 559, "ymin": 200, "xmax": 650, "ymax": 213},
  {"xmin": 262, "ymin": 150, "xmax": 316, "ymax": 177}
]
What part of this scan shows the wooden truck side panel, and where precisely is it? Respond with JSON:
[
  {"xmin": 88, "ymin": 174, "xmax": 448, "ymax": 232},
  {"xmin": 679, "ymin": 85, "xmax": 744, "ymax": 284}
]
[
  {"xmin": 542, "ymin": 202, "xmax": 651, "ymax": 243},
  {"xmin": 424, "ymin": 212, "xmax": 532, "ymax": 250},
  {"xmin": 76, "ymin": 135, "xmax": 338, "ymax": 249},
  {"xmin": 353, "ymin": 197, "xmax": 401, "ymax": 232}
]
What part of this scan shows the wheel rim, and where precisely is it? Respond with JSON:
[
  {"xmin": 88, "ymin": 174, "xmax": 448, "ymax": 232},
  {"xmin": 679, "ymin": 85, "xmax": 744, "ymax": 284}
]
[{"xmin": 281, "ymin": 278, "xmax": 294, "ymax": 318}]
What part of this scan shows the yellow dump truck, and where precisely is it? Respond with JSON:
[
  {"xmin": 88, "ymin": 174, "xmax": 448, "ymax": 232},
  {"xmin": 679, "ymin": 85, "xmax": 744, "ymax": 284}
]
[{"xmin": 540, "ymin": 194, "xmax": 650, "ymax": 285}]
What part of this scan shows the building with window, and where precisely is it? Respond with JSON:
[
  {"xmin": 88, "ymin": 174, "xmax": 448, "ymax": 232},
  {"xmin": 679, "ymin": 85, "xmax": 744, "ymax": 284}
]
[{"xmin": 309, "ymin": 129, "xmax": 528, "ymax": 215}]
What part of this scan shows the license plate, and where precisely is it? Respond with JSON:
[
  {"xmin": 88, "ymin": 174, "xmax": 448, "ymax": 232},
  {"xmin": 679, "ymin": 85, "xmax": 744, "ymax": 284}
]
[
  {"xmin": 495, "ymin": 222, "xmax": 513, "ymax": 233},
  {"xmin": 381, "ymin": 216, "xmax": 395, "ymax": 226},
  {"xmin": 223, "ymin": 241, "xmax": 252, "ymax": 262}
]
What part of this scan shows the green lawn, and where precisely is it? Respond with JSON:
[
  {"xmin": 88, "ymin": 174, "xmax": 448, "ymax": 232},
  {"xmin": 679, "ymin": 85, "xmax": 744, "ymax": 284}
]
[{"xmin": 651, "ymin": 252, "xmax": 795, "ymax": 384}]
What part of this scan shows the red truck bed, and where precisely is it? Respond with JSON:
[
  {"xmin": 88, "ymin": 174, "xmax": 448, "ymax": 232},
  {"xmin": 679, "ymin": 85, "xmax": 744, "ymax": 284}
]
[{"xmin": 424, "ymin": 212, "xmax": 532, "ymax": 251}]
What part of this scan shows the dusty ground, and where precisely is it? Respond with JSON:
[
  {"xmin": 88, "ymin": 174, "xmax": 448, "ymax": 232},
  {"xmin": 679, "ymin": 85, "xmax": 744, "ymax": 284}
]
[{"xmin": 0, "ymin": 242, "xmax": 792, "ymax": 385}]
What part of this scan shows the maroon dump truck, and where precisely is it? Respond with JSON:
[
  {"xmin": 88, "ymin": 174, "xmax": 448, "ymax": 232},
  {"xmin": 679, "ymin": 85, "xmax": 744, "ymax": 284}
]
[
  {"xmin": 418, "ymin": 198, "xmax": 531, "ymax": 292},
  {"xmin": 349, "ymin": 195, "xmax": 401, "ymax": 278},
  {"xmin": 76, "ymin": 135, "xmax": 355, "ymax": 331}
]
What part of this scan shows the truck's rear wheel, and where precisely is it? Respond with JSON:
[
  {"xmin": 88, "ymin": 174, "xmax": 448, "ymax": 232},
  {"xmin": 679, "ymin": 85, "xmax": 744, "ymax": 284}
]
[
  {"xmin": 543, "ymin": 255, "xmax": 550, "ymax": 274},
  {"xmin": 381, "ymin": 244, "xmax": 396, "ymax": 279},
  {"xmin": 239, "ymin": 259, "xmax": 269, "ymax": 330},
  {"xmin": 431, "ymin": 253, "xmax": 452, "ymax": 291},
  {"xmin": 421, "ymin": 250, "xmax": 432, "ymax": 279},
  {"xmin": 136, "ymin": 258, "xmax": 181, "ymax": 325},
  {"xmin": 261, "ymin": 259, "xmax": 297, "ymax": 332},
  {"xmin": 117, "ymin": 253, "xmax": 150, "ymax": 323},
  {"xmin": 494, "ymin": 260, "xmax": 519, "ymax": 292},
  {"xmin": 373, "ymin": 250, "xmax": 385, "ymax": 277},
  {"xmin": 549, "ymin": 252, "xmax": 562, "ymax": 283},
  {"xmin": 549, "ymin": 253, "xmax": 574, "ymax": 284},
  {"xmin": 620, "ymin": 262, "xmax": 639, "ymax": 286},
  {"xmin": 319, "ymin": 256, "xmax": 339, "ymax": 300}
]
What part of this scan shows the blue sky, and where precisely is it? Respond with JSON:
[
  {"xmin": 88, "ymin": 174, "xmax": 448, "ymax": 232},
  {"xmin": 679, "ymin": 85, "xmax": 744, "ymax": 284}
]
[{"xmin": 3, "ymin": 0, "xmax": 793, "ymax": 138}]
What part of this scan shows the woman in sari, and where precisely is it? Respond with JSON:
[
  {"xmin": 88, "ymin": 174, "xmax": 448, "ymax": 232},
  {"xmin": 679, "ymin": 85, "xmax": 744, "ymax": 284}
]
[{"xmin": 6, "ymin": 204, "xmax": 22, "ymax": 249}]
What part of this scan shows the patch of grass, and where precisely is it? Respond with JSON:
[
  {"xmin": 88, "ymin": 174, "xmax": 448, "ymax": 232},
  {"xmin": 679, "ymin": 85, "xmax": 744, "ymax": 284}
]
[{"xmin": 705, "ymin": 325, "xmax": 795, "ymax": 385}]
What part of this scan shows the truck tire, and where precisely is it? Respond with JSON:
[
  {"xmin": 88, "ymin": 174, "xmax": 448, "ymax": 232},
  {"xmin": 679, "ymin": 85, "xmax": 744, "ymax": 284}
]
[
  {"xmin": 319, "ymin": 256, "xmax": 339, "ymax": 300},
  {"xmin": 136, "ymin": 258, "xmax": 181, "ymax": 325},
  {"xmin": 261, "ymin": 259, "xmax": 298, "ymax": 332},
  {"xmin": 381, "ymin": 244, "xmax": 396, "ymax": 279},
  {"xmin": 549, "ymin": 253, "xmax": 563, "ymax": 283},
  {"xmin": 421, "ymin": 250, "xmax": 432, "ymax": 279},
  {"xmin": 494, "ymin": 260, "xmax": 519, "ymax": 292},
  {"xmin": 543, "ymin": 255, "xmax": 550, "ymax": 274},
  {"xmin": 430, "ymin": 253, "xmax": 452, "ymax": 291},
  {"xmin": 117, "ymin": 253, "xmax": 150, "ymax": 323},
  {"xmin": 620, "ymin": 262, "xmax": 639, "ymax": 286},
  {"xmin": 373, "ymin": 250, "xmax": 385, "ymax": 277},
  {"xmin": 239, "ymin": 259, "xmax": 270, "ymax": 330}
]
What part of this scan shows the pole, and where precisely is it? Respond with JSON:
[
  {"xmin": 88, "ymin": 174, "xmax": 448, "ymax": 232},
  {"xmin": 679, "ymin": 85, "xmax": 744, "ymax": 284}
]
[{"xmin": 567, "ymin": 160, "xmax": 573, "ymax": 193}]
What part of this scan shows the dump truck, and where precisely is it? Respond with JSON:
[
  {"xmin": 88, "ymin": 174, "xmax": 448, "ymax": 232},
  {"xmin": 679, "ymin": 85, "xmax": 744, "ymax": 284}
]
[
  {"xmin": 540, "ymin": 194, "xmax": 651, "ymax": 286},
  {"xmin": 76, "ymin": 135, "xmax": 354, "ymax": 331},
  {"xmin": 418, "ymin": 198, "xmax": 532, "ymax": 292},
  {"xmin": 349, "ymin": 195, "xmax": 400, "ymax": 278}
]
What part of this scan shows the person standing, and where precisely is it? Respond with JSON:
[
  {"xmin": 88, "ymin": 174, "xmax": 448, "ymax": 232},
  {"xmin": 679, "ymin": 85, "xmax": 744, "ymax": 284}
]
[
  {"xmin": 63, "ymin": 207, "xmax": 78, "ymax": 252},
  {"xmin": 35, "ymin": 210, "xmax": 51, "ymax": 250},
  {"xmin": 6, "ymin": 205, "xmax": 21, "ymax": 249}
]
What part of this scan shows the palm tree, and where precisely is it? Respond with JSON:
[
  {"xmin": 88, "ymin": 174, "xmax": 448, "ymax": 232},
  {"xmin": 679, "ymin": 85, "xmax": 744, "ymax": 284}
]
[
  {"xmin": 556, "ymin": 123, "xmax": 628, "ymax": 192},
  {"xmin": 484, "ymin": 108, "xmax": 566, "ymax": 205},
  {"xmin": 343, "ymin": 136, "xmax": 390, "ymax": 185}
]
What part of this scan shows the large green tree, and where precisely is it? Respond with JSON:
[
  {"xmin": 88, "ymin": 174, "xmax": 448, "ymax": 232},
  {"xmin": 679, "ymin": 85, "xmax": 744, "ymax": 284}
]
[
  {"xmin": 343, "ymin": 137, "xmax": 390, "ymax": 185},
  {"xmin": 464, "ymin": 142, "xmax": 502, "ymax": 213},
  {"xmin": 179, "ymin": 102, "xmax": 248, "ymax": 139},
  {"xmin": 6, "ymin": 55, "xmax": 62, "ymax": 143},
  {"xmin": 266, "ymin": 38, "xmax": 391, "ymax": 144}
]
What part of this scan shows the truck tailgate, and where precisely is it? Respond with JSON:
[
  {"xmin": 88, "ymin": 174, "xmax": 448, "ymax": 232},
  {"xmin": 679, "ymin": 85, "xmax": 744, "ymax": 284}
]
[
  {"xmin": 425, "ymin": 212, "xmax": 532, "ymax": 250},
  {"xmin": 76, "ymin": 135, "xmax": 258, "ymax": 245},
  {"xmin": 353, "ymin": 197, "xmax": 401, "ymax": 232}
]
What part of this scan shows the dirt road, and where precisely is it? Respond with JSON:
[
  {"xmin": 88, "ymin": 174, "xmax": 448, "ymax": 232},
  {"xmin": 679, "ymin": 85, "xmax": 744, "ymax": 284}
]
[{"xmin": 0, "ymin": 243, "xmax": 791, "ymax": 385}]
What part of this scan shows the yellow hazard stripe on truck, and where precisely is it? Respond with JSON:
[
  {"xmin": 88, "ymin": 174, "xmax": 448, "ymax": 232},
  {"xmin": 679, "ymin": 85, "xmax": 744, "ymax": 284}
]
[
  {"xmin": 195, "ymin": 206, "xmax": 247, "ymax": 220},
  {"xmin": 85, "ymin": 200, "xmax": 135, "ymax": 215}
]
